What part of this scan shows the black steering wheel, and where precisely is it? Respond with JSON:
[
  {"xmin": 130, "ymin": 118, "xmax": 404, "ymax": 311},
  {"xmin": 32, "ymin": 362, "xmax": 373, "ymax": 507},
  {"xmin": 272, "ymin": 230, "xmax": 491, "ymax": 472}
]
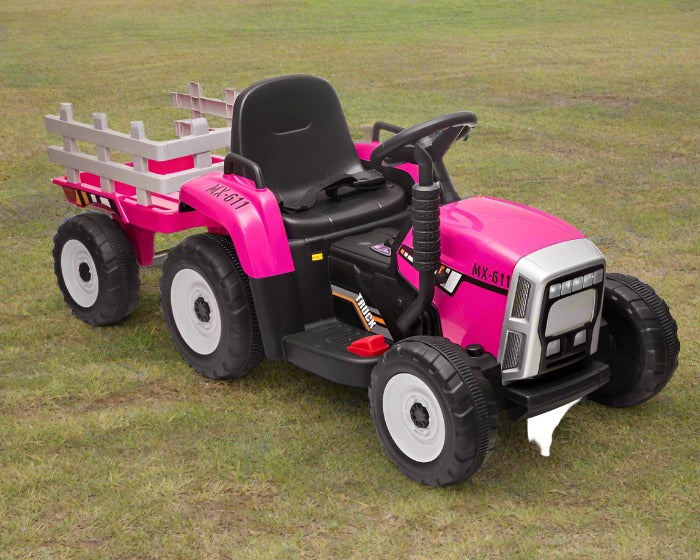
[
  {"xmin": 369, "ymin": 112, "xmax": 477, "ymax": 202},
  {"xmin": 370, "ymin": 112, "xmax": 477, "ymax": 168}
]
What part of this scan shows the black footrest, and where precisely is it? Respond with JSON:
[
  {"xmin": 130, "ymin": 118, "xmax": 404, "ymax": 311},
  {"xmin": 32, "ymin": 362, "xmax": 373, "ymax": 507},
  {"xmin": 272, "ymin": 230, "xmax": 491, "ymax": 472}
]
[
  {"xmin": 282, "ymin": 320, "xmax": 382, "ymax": 387},
  {"xmin": 504, "ymin": 359, "xmax": 611, "ymax": 420}
]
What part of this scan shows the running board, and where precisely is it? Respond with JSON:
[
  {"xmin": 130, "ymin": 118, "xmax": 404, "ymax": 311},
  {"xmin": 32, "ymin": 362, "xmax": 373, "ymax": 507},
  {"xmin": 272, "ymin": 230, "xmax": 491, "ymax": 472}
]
[{"xmin": 282, "ymin": 319, "xmax": 384, "ymax": 387}]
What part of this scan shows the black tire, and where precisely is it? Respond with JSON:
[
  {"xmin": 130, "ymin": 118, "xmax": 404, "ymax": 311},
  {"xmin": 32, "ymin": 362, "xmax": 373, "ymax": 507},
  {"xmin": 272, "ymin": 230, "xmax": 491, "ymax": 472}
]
[
  {"xmin": 160, "ymin": 233, "xmax": 263, "ymax": 380},
  {"xmin": 369, "ymin": 336, "xmax": 498, "ymax": 486},
  {"xmin": 591, "ymin": 273, "xmax": 680, "ymax": 407},
  {"xmin": 53, "ymin": 212, "xmax": 139, "ymax": 326}
]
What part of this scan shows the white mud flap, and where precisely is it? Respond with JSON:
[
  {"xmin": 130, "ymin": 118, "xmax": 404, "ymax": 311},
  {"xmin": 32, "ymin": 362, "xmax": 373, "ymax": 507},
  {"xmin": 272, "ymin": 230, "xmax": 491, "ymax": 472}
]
[{"xmin": 527, "ymin": 399, "xmax": 581, "ymax": 456}]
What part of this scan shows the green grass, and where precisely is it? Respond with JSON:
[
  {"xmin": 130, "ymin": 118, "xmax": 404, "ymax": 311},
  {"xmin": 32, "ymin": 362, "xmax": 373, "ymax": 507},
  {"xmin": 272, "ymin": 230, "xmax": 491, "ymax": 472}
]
[{"xmin": 0, "ymin": 0, "xmax": 698, "ymax": 558}]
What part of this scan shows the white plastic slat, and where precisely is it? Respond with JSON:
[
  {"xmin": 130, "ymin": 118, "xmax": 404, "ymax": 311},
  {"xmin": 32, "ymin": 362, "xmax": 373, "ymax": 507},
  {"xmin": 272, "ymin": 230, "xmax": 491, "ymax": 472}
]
[
  {"xmin": 169, "ymin": 82, "xmax": 237, "ymax": 124},
  {"xmin": 174, "ymin": 119, "xmax": 193, "ymax": 138},
  {"xmin": 188, "ymin": 82, "xmax": 204, "ymax": 119},
  {"xmin": 93, "ymin": 113, "xmax": 115, "ymax": 193},
  {"xmin": 59, "ymin": 103, "xmax": 80, "ymax": 183},
  {"xmin": 45, "ymin": 85, "xmax": 234, "ymax": 198},
  {"xmin": 169, "ymin": 94, "xmax": 230, "ymax": 119},
  {"xmin": 47, "ymin": 147, "xmax": 224, "ymax": 194},
  {"xmin": 45, "ymin": 115, "xmax": 229, "ymax": 161},
  {"xmin": 191, "ymin": 118, "xmax": 211, "ymax": 169},
  {"xmin": 130, "ymin": 121, "xmax": 151, "ymax": 205}
]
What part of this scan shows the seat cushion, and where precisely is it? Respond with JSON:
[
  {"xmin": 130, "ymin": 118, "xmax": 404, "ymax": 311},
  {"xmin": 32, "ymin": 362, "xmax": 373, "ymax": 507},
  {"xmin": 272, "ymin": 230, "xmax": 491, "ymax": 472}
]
[{"xmin": 282, "ymin": 181, "xmax": 407, "ymax": 238}]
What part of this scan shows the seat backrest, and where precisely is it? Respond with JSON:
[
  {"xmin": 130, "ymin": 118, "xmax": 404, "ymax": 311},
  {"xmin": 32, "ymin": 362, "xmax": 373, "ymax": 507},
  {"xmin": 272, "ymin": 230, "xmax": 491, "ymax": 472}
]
[{"xmin": 230, "ymin": 75, "xmax": 365, "ymax": 204}]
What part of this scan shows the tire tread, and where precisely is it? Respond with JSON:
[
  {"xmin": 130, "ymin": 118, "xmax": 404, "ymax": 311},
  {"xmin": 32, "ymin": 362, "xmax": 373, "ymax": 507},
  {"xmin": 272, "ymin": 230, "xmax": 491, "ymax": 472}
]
[
  {"xmin": 160, "ymin": 233, "xmax": 263, "ymax": 380},
  {"xmin": 369, "ymin": 336, "xmax": 498, "ymax": 486},
  {"xmin": 592, "ymin": 273, "xmax": 680, "ymax": 406},
  {"xmin": 53, "ymin": 212, "xmax": 139, "ymax": 326}
]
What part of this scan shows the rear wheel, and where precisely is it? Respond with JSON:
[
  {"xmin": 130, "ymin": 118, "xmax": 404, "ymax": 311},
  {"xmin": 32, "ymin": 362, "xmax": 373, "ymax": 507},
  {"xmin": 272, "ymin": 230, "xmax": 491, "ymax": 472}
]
[
  {"xmin": 369, "ymin": 337, "xmax": 498, "ymax": 486},
  {"xmin": 53, "ymin": 212, "xmax": 139, "ymax": 325},
  {"xmin": 160, "ymin": 234, "xmax": 263, "ymax": 380},
  {"xmin": 591, "ymin": 273, "xmax": 680, "ymax": 407}
]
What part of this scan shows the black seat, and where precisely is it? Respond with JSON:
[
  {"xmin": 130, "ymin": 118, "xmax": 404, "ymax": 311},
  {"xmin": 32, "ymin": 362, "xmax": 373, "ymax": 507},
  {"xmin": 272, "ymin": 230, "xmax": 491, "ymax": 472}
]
[{"xmin": 230, "ymin": 75, "xmax": 407, "ymax": 238}]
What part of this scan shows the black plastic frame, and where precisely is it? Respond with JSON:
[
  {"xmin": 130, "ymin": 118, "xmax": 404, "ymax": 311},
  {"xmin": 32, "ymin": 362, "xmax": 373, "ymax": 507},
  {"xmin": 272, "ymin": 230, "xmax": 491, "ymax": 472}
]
[
  {"xmin": 370, "ymin": 121, "xmax": 405, "ymax": 142},
  {"xmin": 223, "ymin": 152, "xmax": 266, "ymax": 189}
]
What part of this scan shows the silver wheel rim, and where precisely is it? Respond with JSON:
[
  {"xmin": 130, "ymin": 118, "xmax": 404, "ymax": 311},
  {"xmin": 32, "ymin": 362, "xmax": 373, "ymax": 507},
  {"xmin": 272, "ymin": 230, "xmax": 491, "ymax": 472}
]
[
  {"xmin": 170, "ymin": 268, "xmax": 222, "ymax": 355},
  {"xmin": 60, "ymin": 239, "xmax": 99, "ymax": 308},
  {"xmin": 382, "ymin": 373, "xmax": 446, "ymax": 463}
]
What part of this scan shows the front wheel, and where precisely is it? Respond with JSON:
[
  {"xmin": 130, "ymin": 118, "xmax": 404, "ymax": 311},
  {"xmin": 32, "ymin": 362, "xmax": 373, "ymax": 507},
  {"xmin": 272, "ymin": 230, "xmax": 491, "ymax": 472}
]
[
  {"xmin": 369, "ymin": 337, "xmax": 498, "ymax": 486},
  {"xmin": 591, "ymin": 273, "xmax": 680, "ymax": 407},
  {"xmin": 160, "ymin": 233, "xmax": 263, "ymax": 380}
]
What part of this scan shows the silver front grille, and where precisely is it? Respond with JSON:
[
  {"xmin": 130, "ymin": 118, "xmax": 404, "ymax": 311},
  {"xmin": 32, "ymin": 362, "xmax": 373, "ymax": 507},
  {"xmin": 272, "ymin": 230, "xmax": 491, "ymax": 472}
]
[
  {"xmin": 503, "ymin": 331, "xmax": 524, "ymax": 370},
  {"xmin": 498, "ymin": 239, "xmax": 606, "ymax": 382},
  {"xmin": 511, "ymin": 276, "xmax": 532, "ymax": 318}
]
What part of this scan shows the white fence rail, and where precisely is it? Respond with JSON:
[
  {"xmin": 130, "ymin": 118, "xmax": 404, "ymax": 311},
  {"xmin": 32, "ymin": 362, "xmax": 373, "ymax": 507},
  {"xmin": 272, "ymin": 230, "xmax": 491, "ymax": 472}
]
[
  {"xmin": 45, "ymin": 83, "xmax": 235, "ymax": 202},
  {"xmin": 169, "ymin": 82, "xmax": 238, "ymax": 137}
]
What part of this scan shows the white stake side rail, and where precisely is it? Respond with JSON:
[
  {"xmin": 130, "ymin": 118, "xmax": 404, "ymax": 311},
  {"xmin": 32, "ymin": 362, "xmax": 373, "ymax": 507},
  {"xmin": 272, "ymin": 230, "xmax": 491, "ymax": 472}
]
[{"xmin": 45, "ymin": 83, "xmax": 239, "ymax": 206}]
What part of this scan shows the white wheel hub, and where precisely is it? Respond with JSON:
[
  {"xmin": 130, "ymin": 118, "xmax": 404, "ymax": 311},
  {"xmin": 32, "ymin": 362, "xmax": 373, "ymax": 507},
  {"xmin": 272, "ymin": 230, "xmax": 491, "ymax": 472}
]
[
  {"xmin": 60, "ymin": 239, "xmax": 99, "ymax": 308},
  {"xmin": 382, "ymin": 373, "xmax": 446, "ymax": 462},
  {"xmin": 170, "ymin": 268, "xmax": 222, "ymax": 355}
]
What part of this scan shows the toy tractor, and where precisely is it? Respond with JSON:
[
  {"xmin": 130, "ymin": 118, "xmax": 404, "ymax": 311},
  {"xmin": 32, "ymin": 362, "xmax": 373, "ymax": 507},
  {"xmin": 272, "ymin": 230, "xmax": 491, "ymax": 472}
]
[{"xmin": 46, "ymin": 75, "xmax": 680, "ymax": 485}]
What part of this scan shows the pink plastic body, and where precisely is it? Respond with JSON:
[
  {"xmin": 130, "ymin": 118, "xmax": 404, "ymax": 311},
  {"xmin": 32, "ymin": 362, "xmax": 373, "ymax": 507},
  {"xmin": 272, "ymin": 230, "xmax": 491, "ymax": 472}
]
[
  {"xmin": 52, "ymin": 141, "xmax": 584, "ymax": 355},
  {"xmin": 178, "ymin": 173, "xmax": 294, "ymax": 278},
  {"xmin": 53, "ymin": 155, "xmax": 223, "ymax": 266},
  {"xmin": 397, "ymin": 197, "xmax": 585, "ymax": 355},
  {"xmin": 51, "ymin": 143, "xmax": 406, "ymax": 274},
  {"xmin": 52, "ymin": 154, "xmax": 294, "ymax": 276}
]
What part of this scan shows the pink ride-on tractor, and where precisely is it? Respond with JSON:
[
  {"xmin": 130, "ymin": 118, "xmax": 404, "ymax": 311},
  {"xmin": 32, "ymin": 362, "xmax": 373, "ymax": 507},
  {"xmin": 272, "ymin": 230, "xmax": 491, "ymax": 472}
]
[{"xmin": 46, "ymin": 75, "xmax": 680, "ymax": 485}]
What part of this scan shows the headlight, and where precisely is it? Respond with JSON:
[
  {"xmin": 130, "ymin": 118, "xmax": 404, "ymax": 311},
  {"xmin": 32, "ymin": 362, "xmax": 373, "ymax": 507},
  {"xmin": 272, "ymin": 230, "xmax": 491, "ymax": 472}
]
[{"xmin": 548, "ymin": 270, "xmax": 604, "ymax": 300}]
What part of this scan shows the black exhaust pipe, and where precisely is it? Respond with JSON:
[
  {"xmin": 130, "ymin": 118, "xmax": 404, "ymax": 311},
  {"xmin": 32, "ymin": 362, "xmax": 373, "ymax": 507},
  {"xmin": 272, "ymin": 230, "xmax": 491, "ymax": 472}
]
[{"xmin": 397, "ymin": 147, "xmax": 441, "ymax": 333}]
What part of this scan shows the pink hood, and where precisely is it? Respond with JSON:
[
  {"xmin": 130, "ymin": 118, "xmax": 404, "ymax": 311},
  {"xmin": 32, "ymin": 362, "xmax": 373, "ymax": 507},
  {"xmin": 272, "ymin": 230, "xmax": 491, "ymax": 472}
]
[
  {"xmin": 397, "ymin": 196, "xmax": 585, "ymax": 354},
  {"xmin": 439, "ymin": 196, "xmax": 585, "ymax": 275}
]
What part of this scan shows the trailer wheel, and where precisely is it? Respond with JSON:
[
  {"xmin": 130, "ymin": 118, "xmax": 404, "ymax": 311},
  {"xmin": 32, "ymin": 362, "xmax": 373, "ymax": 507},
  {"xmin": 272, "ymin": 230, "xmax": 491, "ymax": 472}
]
[
  {"xmin": 369, "ymin": 337, "xmax": 498, "ymax": 486},
  {"xmin": 53, "ymin": 212, "xmax": 139, "ymax": 325},
  {"xmin": 591, "ymin": 273, "xmax": 680, "ymax": 407},
  {"xmin": 160, "ymin": 233, "xmax": 263, "ymax": 380}
]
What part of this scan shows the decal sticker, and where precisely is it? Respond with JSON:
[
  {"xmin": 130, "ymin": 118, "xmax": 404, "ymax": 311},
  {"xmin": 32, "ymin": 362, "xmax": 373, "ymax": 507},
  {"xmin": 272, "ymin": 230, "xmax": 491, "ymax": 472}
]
[
  {"xmin": 470, "ymin": 263, "xmax": 511, "ymax": 291},
  {"xmin": 355, "ymin": 292, "xmax": 377, "ymax": 329},
  {"xmin": 398, "ymin": 245, "xmax": 509, "ymax": 297},
  {"xmin": 72, "ymin": 189, "xmax": 118, "ymax": 212},
  {"xmin": 330, "ymin": 284, "xmax": 392, "ymax": 339},
  {"xmin": 436, "ymin": 265, "xmax": 462, "ymax": 295},
  {"xmin": 205, "ymin": 183, "xmax": 250, "ymax": 210},
  {"xmin": 311, "ymin": 252, "xmax": 324, "ymax": 262},
  {"xmin": 75, "ymin": 190, "xmax": 89, "ymax": 206},
  {"xmin": 461, "ymin": 272, "xmax": 509, "ymax": 296},
  {"xmin": 398, "ymin": 245, "xmax": 414, "ymax": 263}
]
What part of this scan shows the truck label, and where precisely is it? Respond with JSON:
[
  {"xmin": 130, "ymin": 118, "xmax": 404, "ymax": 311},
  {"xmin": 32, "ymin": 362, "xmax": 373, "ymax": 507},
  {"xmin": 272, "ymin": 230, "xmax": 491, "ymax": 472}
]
[{"xmin": 355, "ymin": 293, "xmax": 377, "ymax": 330}]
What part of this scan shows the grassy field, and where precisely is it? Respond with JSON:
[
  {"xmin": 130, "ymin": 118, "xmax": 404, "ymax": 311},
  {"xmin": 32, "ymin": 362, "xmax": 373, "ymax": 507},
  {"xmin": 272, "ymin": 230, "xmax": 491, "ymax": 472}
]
[{"xmin": 0, "ymin": 0, "xmax": 698, "ymax": 558}]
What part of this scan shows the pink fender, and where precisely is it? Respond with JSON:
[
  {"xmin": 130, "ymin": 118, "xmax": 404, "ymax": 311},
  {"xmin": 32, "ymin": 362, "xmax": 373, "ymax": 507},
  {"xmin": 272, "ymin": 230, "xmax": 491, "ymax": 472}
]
[
  {"xmin": 179, "ymin": 173, "xmax": 294, "ymax": 278},
  {"xmin": 398, "ymin": 197, "xmax": 585, "ymax": 356}
]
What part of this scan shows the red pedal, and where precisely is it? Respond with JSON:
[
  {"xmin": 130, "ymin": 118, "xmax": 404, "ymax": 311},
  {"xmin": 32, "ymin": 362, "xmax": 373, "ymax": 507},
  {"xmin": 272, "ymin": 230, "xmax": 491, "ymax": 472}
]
[{"xmin": 346, "ymin": 335, "xmax": 390, "ymax": 357}]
